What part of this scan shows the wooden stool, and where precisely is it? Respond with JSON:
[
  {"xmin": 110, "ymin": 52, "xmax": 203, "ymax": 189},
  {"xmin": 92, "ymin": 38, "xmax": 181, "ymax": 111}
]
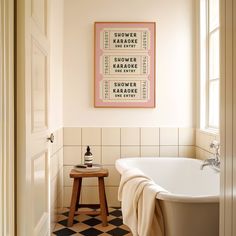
[{"xmin": 67, "ymin": 168, "xmax": 109, "ymax": 227}]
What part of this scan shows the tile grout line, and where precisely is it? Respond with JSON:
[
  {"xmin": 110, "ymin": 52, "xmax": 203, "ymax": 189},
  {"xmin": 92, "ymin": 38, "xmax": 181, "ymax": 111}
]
[{"xmin": 63, "ymin": 144, "xmax": 195, "ymax": 147}]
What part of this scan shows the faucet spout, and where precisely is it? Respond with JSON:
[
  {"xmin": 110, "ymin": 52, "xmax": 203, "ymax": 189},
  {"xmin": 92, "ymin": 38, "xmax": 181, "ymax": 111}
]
[
  {"xmin": 201, "ymin": 158, "xmax": 218, "ymax": 170},
  {"xmin": 201, "ymin": 141, "xmax": 220, "ymax": 171}
]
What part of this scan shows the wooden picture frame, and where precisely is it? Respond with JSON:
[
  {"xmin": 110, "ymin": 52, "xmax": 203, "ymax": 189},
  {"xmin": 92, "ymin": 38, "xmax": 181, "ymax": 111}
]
[{"xmin": 94, "ymin": 22, "xmax": 156, "ymax": 108}]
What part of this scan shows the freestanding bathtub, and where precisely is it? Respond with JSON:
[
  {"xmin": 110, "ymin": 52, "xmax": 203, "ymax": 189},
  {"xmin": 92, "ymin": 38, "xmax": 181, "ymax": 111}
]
[{"xmin": 115, "ymin": 157, "xmax": 219, "ymax": 236}]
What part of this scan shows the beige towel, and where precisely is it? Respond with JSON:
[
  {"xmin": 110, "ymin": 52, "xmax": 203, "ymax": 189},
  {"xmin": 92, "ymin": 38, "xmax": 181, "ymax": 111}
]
[{"xmin": 118, "ymin": 168, "xmax": 165, "ymax": 236}]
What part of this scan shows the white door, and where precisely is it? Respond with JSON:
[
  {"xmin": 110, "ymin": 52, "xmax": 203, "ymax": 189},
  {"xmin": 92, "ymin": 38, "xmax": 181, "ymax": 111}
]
[{"xmin": 17, "ymin": 0, "xmax": 51, "ymax": 235}]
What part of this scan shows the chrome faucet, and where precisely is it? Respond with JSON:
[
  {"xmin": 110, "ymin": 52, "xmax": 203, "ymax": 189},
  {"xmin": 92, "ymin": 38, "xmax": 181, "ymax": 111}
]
[{"xmin": 201, "ymin": 141, "xmax": 220, "ymax": 171}]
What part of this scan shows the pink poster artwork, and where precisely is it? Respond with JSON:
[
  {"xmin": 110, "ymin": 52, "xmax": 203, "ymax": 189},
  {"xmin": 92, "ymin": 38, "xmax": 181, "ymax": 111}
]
[{"xmin": 94, "ymin": 22, "xmax": 156, "ymax": 108}]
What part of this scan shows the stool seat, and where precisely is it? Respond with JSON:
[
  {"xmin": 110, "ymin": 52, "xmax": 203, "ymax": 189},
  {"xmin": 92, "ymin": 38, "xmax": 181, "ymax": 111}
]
[
  {"xmin": 70, "ymin": 169, "xmax": 109, "ymax": 178},
  {"xmin": 67, "ymin": 168, "xmax": 109, "ymax": 227}
]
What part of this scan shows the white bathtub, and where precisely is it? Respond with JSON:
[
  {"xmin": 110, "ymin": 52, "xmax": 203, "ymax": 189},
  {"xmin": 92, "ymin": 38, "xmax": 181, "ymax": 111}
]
[{"xmin": 115, "ymin": 157, "xmax": 220, "ymax": 236}]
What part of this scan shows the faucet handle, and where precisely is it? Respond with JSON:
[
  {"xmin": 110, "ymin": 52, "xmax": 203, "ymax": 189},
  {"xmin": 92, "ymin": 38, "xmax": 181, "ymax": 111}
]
[
  {"xmin": 210, "ymin": 140, "xmax": 220, "ymax": 150},
  {"xmin": 210, "ymin": 140, "xmax": 220, "ymax": 163}
]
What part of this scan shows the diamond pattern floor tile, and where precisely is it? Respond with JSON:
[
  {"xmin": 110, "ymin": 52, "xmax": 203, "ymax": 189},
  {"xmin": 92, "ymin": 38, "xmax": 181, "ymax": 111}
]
[
  {"xmin": 58, "ymin": 219, "xmax": 79, "ymax": 227},
  {"xmin": 79, "ymin": 228, "xmax": 103, "ymax": 236},
  {"xmin": 106, "ymin": 228, "xmax": 130, "ymax": 236},
  {"xmin": 108, "ymin": 218, "xmax": 123, "ymax": 227},
  {"xmin": 82, "ymin": 218, "xmax": 102, "ymax": 227},
  {"xmin": 53, "ymin": 228, "xmax": 77, "ymax": 236},
  {"xmin": 109, "ymin": 209, "xmax": 122, "ymax": 217},
  {"xmin": 52, "ymin": 207, "xmax": 132, "ymax": 236}
]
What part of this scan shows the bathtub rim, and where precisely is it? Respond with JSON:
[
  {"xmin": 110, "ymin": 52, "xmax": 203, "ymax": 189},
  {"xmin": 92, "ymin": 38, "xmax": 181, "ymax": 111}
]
[{"xmin": 116, "ymin": 157, "xmax": 220, "ymax": 203}]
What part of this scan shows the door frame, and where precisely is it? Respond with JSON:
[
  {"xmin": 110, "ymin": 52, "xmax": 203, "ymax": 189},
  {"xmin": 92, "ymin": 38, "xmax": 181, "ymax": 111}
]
[
  {"xmin": 219, "ymin": 0, "xmax": 236, "ymax": 235},
  {"xmin": 0, "ymin": 0, "xmax": 15, "ymax": 235}
]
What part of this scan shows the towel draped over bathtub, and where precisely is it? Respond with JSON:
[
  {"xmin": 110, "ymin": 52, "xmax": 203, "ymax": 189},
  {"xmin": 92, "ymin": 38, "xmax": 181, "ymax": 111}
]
[{"xmin": 118, "ymin": 168, "xmax": 165, "ymax": 236}]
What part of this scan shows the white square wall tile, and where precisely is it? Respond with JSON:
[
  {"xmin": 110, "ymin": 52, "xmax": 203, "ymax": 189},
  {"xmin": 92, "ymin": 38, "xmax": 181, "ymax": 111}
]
[
  {"xmin": 196, "ymin": 129, "xmax": 215, "ymax": 152},
  {"xmin": 63, "ymin": 166, "xmax": 74, "ymax": 186},
  {"xmin": 82, "ymin": 146, "xmax": 101, "ymax": 164},
  {"xmin": 141, "ymin": 128, "xmax": 159, "ymax": 146},
  {"xmin": 50, "ymin": 202, "xmax": 57, "ymax": 230},
  {"xmin": 203, "ymin": 150, "xmax": 213, "ymax": 159},
  {"xmin": 121, "ymin": 146, "xmax": 140, "ymax": 158},
  {"xmin": 121, "ymin": 128, "xmax": 140, "ymax": 145},
  {"xmin": 196, "ymin": 147, "xmax": 205, "ymax": 160},
  {"xmin": 58, "ymin": 169, "xmax": 64, "ymax": 193},
  {"xmin": 63, "ymin": 187, "xmax": 72, "ymax": 207},
  {"xmin": 196, "ymin": 147, "xmax": 212, "ymax": 160},
  {"xmin": 50, "ymin": 177, "xmax": 58, "ymax": 205},
  {"xmin": 160, "ymin": 146, "xmax": 178, "ymax": 157},
  {"xmin": 102, "ymin": 128, "xmax": 120, "ymax": 145},
  {"xmin": 179, "ymin": 128, "xmax": 195, "ymax": 145},
  {"xmin": 140, "ymin": 146, "xmax": 159, "ymax": 157},
  {"xmin": 82, "ymin": 128, "xmax": 101, "ymax": 145},
  {"xmin": 58, "ymin": 128, "xmax": 63, "ymax": 149},
  {"xmin": 58, "ymin": 148, "xmax": 63, "ymax": 169},
  {"xmin": 195, "ymin": 129, "xmax": 200, "ymax": 139},
  {"xmin": 57, "ymin": 192, "xmax": 63, "ymax": 209},
  {"xmin": 81, "ymin": 187, "xmax": 99, "ymax": 204},
  {"xmin": 102, "ymin": 146, "xmax": 120, "ymax": 165},
  {"xmin": 195, "ymin": 129, "xmax": 201, "ymax": 147},
  {"xmin": 215, "ymin": 134, "xmax": 220, "ymax": 142},
  {"xmin": 50, "ymin": 205, "xmax": 58, "ymax": 232},
  {"xmin": 64, "ymin": 127, "xmax": 81, "ymax": 145},
  {"xmin": 106, "ymin": 187, "xmax": 121, "ymax": 207},
  {"xmin": 63, "ymin": 146, "xmax": 82, "ymax": 165},
  {"xmin": 104, "ymin": 166, "xmax": 121, "ymax": 186},
  {"xmin": 50, "ymin": 153, "xmax": 59, "ymax": 180},
  {"xmin": 160, "ymin": 128, "xmax": 178, "ymax": 145},
  {"xmin": 179, "ymin": 146, "xmax": 195, "ymax": 158},
  {"xmin": 82, "ymin": 177, "xmax": 98, "ymax": 186},
  {"xmin": 66, "ymin": 186, "xmax": 120, "ymax": 207}
]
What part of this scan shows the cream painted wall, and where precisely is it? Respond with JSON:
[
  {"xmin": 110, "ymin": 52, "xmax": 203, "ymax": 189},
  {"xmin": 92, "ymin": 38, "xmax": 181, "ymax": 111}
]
[
  {"xmin": 50, "ymin": 0, "xmax": 64, "ymax": 131},
  {"xmin": 63, "ymin": 0, "xmax": 195, "ymax": 127}
]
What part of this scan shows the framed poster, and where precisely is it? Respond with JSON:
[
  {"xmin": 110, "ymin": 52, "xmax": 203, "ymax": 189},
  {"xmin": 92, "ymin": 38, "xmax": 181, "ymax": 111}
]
[{"xmin": 94, "ymin": 22, "xmax": 156, "ymax": 108}]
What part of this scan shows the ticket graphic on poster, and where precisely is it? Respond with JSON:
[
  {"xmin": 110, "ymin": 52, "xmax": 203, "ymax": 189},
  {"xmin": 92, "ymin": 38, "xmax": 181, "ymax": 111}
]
[
  {"xmin": 94, "ymin": 22, "xmax": 155, "ymax": 108},
  {"xmin": 102, "ymin": 54, "xmax": 149, "ymax": 76},
  {"xmin": 102, "ymin": 29, "xmax": 150, "ymax": 51},
  {"xmin": 101, "ymin": 80, "xmax": 149, "ymax": 101}
]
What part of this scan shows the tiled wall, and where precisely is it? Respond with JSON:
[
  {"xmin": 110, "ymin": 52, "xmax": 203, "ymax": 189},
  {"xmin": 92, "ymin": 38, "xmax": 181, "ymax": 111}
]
[
  {"xmin": 196, "ymin": 129, "xmax": 220, "ymax": 160},
  {"xmin": 50, "ymin": 128, "xmax": 64, "ymax": 231},
  {"xmin": 63, "ymin": 127, "xmax": 195, "ymax": 207}
]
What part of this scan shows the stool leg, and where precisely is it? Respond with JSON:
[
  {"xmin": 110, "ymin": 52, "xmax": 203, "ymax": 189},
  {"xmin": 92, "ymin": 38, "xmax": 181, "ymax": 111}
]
[
  {"xmin": 98, "ymin": 177, "xmax": 108, "ymax": 226},
  {"xmin": 76, "ymin": 178, "xmax": 82, "ymax": 210},
  {"xmin": 68, "ymin": 178, "xmax": 79, "ymax": 227},
  {"xmin": 105, "ymin": 192, "xmax": 109, "ymax": 216}
]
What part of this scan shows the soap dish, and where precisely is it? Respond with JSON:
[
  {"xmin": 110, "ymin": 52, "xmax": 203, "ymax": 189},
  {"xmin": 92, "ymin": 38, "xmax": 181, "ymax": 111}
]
[{"xmin": 73, "ymin": 164, "xmax": 102, "ymax": 172}]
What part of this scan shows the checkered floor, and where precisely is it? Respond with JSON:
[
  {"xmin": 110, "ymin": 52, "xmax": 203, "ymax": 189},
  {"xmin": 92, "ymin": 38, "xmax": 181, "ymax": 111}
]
[{"xmin": 52, "ymin": 207, "xmax": 132, "ymax": 236}]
